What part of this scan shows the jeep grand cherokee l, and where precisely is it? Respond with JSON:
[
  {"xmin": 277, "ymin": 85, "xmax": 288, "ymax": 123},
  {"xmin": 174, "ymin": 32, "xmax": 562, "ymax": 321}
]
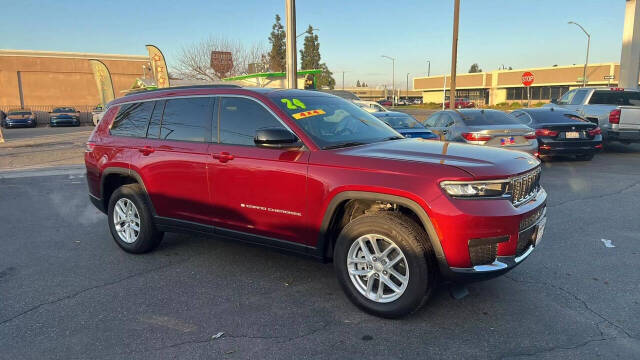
[{"xmin": 85, "ymin": 85, "xmax": 547, "ymax": 318}]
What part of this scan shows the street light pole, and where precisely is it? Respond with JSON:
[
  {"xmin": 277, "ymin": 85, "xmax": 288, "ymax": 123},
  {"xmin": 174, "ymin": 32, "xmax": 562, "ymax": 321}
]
[
  {"xmin": 568, "ymin": 21, "xmax": 590, "ymax": 87},
  {"xmin": 406, "ymin": 73, "xmax": 410, "ymax": 101},
  {"xmin": 426, "ymin": 60, "xmax": 431, "ymax": 77},
  {"xmin": 342, "ymin": 71, "xmax": 347, "ymax": 90},
  {"xmin": 449, "ymin": 0, "xmax": 460, "ymax": 110},
  {"xmin": 285, "ymin": 0, "xmax": 297, "ymax": 89},
  {"xmin": 381, "ymin": 55, "xmax": 395, "ymax": 106}
]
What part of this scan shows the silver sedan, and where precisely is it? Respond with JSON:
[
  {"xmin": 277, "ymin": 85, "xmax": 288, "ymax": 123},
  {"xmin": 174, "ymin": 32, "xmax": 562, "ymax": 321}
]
[{"xmin": 423, "ymin": 109, "xmax": 538, "ymax": 155}]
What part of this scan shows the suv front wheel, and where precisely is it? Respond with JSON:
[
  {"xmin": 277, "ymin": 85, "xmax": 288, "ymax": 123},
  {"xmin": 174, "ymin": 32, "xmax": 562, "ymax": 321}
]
[
  {"xmin": 107, "ymin": 184, "xmax": 164, "ymax": 253},
  {"xmin": 334, "ymin": 212, "xmax": 437, "ymax": 318}
]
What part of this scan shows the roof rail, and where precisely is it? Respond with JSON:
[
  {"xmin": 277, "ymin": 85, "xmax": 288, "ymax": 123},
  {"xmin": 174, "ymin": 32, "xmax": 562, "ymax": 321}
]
[{"xmin": 123, "ymin": 84, "xmax": 242, "ymax": 97}]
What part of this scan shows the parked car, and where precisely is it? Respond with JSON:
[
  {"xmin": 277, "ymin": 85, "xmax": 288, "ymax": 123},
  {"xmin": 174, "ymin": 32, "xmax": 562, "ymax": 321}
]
[
  {"xmin": 92, "ymin": 105, "xmax": 105, "ymax": 126},
  {"xmin": 317, "ymin": 89, "xmax": 360, "ymax": 101},
  {"xmin": 378, "ymin": 99, "xmax": 392, "ymax": 106},
  {"xmin": 423, "ymin": 109, "xmax": 537, "ymax": 155},
  {"xmin": 2, "ymin": 109, "xmax": 37, "ymax": 128},
  {"xmin": 352, "ymin": 100, "xmax": 388, "ymax": 113},
  {"xmin": 444, "ymin": 98, "xmax": 475, "ymax": 109},
  {"xmin": 546, "ymin": 87, "xmax": 640, "ymax": 145},
  {"xmin": 511, "ymin": 107, "xmax": 602, "ymax": 160},
  {"xmin": 49, "ymin": 107, "xmax": 81, "ymax": 127},
  {"xmin": 372, "ymin": 111, "xmax": 438, "ymax": 139},
  {"xmin": 86, "ymin": 86, "xmax": 546, "ymax": 318}
]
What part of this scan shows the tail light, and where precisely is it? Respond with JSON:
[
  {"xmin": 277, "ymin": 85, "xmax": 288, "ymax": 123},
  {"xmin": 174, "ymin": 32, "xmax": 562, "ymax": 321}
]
[
  {"xmin": 85, "ymin": 142, "xmax": 96, "ymax": 152},
  {"xmin": 524, "ymin": 132, "xmax": 537, "ymax": 140},
  {"xmin": 535, "ymin": 129, "xmax": 558, "ymax": 137},
  {"xmin": 609, "ymin": 109, "xmax": 621, "ymax": 124},
  {"xmin": 462, "ymin": 132, "xmax": 492, "ymax": 141},
  {"xmin": 588, "ymin": 127, "xmax": 602, "ymax": 136}
]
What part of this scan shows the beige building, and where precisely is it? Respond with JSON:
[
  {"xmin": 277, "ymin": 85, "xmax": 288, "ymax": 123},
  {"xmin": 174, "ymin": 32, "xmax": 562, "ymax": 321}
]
[
  {"xmin": 0, "ymin": 49, "xmax": 150, "ymax": 111},
  {"xmin": 413, "ymin": 63, "xmax": 623, "ymax": 106}
]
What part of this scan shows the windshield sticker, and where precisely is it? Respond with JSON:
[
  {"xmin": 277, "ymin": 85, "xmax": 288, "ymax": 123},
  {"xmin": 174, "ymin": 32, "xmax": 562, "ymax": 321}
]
[
  {"xmin": 281, "ymin": 98, "xmax": 307, "ymax": 110},
  {"xmin": 292, "ymin": 109, "xmax": 326, "ymax": 119}
]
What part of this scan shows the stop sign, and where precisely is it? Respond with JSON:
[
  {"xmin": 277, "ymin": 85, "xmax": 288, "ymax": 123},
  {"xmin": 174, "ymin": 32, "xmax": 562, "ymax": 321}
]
[{"xmin": 522, "ymin": 72, "xmax": 534, "ymax": 87}]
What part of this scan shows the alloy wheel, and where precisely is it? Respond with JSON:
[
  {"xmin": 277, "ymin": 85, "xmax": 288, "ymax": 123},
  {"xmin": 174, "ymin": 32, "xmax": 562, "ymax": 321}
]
[{"xmin": 113, "ymin": 198, "xmax": 141, "ymax": 244}]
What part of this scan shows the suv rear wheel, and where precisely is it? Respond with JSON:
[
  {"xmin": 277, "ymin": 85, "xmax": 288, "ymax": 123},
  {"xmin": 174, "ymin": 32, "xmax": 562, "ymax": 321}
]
[
  {"xmin": 334, "ymin": 212, "xmax": 436, "ymax": 318},
  {"xmin": 107, "ymin": 184, "xmax": 163, "ymax": 253}
]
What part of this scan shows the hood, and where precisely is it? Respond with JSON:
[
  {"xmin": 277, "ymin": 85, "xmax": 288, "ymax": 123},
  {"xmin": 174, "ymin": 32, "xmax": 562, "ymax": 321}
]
[{"xmin": 334, "ymin": 138, "xmax": 540, "ymax": 179}]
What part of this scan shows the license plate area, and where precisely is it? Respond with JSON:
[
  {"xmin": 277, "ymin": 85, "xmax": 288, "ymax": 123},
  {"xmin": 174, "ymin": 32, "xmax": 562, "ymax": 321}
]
[{"xmin": 565, "ymin": 131, "xmax": 580, "ymax": 139}]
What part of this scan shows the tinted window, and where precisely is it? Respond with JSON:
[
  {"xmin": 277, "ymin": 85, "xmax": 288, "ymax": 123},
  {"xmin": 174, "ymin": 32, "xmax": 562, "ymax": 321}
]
[
  {"xmin": 424, "ymin": 113, "xmax": 440, "ymax": 127},
  {"xmin": 52, "ymin": 107, "xmax": 76, "ymax": 113},
  {"xmin": 146, "ymin": 100, "xmax": 164, "ymax": 139},
  {"xmin": 270, "ymin": 94, "xmax": 399, "ymax": 149},
  {"xmin": 219, "ymin": 97, "xmax": 285, "ymax": 146},
  {"xmin": 588, "ymin": 90, "xmax": 640, "ymax": 106},
  {"xmin": 378, "ymin": 115, "xmax": 424, "ymax": 129},
  {"xmin": 570, "ymin": 90, "xmax": 589, "ymax": 105},
  {"xmin": 459, "ymin": 111, "xmax": 520, "ymax": 126},
  {"xmin": 111, "ymin": 101, "xmax": 154, "ymax": 137},
  {"xmin": 526, "ymin": 111, "xmax": 587, "ymax": 124},
  {"xmin": 557, "ymin": 90, "xmax": 576, "ymax": 105},
  {"xmin": 511, "ymin": 111, "xmax": 533, "ymax": 125},
  {"xmin": 161, "ymin": 97, "xmax": 212, "ymax": 142},
  {"xmin": 436, "ymin": 113, "xmax": 454, "ymax": 127}
]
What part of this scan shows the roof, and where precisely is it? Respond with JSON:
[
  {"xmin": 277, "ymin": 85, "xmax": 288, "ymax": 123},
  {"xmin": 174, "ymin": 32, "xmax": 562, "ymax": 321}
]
[{"xmin": 0, "ymin": 49, "xmax": 148, "ymax": 61}]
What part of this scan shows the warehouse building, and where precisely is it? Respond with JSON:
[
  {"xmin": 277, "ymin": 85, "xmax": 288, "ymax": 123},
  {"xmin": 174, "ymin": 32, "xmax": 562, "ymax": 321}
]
[
  {"xmin": 0, "ymin": 49, "xmax": 150, "ymax": 111},
  {"xmin": 413, "ymin": 63, "xmax": 623, "ymax": 106}
]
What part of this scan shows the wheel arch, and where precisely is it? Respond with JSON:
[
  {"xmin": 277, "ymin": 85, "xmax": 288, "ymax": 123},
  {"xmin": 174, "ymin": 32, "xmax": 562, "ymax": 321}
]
[
  {"xmin": 100, "ymin": 167, "xmax": 156, "ymax": 216},
  {"xmin": 317, "ymin": 191, "xmax": 447, "ymax": 269}
]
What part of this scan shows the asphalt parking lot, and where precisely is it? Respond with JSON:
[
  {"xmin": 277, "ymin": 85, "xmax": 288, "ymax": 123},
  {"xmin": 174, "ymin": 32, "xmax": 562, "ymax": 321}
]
[{"xmin": 1, "ymin": 143, "xmax": 639, "ymax": 359}]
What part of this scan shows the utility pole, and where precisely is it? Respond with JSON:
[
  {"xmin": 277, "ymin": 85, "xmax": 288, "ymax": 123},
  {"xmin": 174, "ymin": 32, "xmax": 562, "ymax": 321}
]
[
  {"xmin": 619, "ymin": 0, "xmax": 640, "ymax": 89},
  {"xmin": 426, "ymin": 60, "xmax": 431, "ymax": 77},
  {"xmin": 449, "ymin": 0, "xmax": 460, "ymax": 110},
  {"xmin": 569, "ymin": 21, "xmax": 590, "ymax": 87},
  {"xmin": 342, "ymin": 71, "xmax": 347, "ymax": 90},
  {"xmin": 406, "ymin": 73, "xmax": 410, "ymax": 101},
  {"xmin": 382, "ymin": 55, "xmax": 395, "ymax": 106},
  {"xmin": 285, "ymin": 0, "xmax": 297, "ymax": 89}
]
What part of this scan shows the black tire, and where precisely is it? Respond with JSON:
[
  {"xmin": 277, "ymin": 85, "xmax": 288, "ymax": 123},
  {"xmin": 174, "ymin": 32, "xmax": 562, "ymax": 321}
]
[
  {"xmin": 333, "ymin": 212, "xmax": 437, "ymax": 318},
  {"xmin": 107, "ymin": 183, "xmax": 163, "ymax": 254},
  {"xmin": 576, "ymin": 153, "xmax": 594, "ymax": 161}
]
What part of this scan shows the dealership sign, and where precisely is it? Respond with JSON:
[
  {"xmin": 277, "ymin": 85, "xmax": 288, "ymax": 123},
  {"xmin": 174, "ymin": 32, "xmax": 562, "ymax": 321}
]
[
  {"xmin": 211, "ymin": 51, "xmax": 233, "ymax": 77},
  {"xmin": 521, "ymin": 72, "xmax": 535, "ymax": 87}
]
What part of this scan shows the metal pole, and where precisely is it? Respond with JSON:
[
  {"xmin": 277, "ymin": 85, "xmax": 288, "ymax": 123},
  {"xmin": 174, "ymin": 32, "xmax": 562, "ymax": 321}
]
[
  {"xmin": 449, "ymin": 0, "xmax": 460, "ymax": 110},
  {"xmin": 426, "ymin": 60, "xmax": 431, "ymax": 77},
  {"xmin": 442, "ymin": 74, "xmax": 447, "ymax": 110},
  {"xmin": 406, "ymin": 73, "xmax": 410, "ymax": 101},
  {"xmin": 569, "ymin": 21, "xmax": 590, "ymax": 87},
  {"xmin": 342, "ymin": 71, "xmax": 345, "ymax": 90},
  {"xmin": 17, "ymin": 71, "xmax": 24, "ymax": 109},
  {"xmin": 382, "ymin": 55, "xmax": 396, "ymax": 106},
  {"xmin": 285, "ymin": 0, "xmax": 297, "ymax": 89}
]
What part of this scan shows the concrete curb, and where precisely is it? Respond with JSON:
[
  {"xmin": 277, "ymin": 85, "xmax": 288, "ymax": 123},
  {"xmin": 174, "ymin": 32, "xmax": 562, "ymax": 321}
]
[{"xmin": 0, "ymin": 165, "xmax": 86, "ymax": 179}]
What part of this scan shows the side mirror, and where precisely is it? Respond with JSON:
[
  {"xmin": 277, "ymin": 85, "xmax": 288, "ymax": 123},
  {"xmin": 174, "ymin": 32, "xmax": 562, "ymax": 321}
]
[
  {"xmin": 254, "ymin": 128, "xmax": 302, "ymax": 149},
  {"xmin": 550, "ymin": 98, "xmax": 558, "ymax": 104}
]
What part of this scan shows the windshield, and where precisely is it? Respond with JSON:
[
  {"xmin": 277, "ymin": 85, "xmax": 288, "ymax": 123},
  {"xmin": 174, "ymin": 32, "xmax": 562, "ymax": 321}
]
[
  {"xmin": 459, "ymin": 111, "xmax": 521, "ymax": 126},
  {"xmin": 53, "ymin": 108, "xmax": 75, "ymax": 113},
  {"xmin": 379, "ymin": 115, "xmax": 425, "ymax": 129},
  {"xmin": 270, "ymin": 94, "xmax": 401, "ymax": 149},
  {"xmin": 8, "ymin": 111, "xmax": 31, "ymax": 116}
]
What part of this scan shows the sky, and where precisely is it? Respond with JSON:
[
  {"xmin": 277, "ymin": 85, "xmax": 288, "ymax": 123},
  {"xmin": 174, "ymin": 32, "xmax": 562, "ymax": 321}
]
[{"xmin": 1, "ymin": 0, "xmax": 628, "ymax": 88}]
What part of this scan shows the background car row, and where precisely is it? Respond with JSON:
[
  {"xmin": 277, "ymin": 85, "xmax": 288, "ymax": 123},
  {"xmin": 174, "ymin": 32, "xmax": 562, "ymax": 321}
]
[{"xmin": 1, "ymin": 107, "xmax": 84, "ymax": 128}]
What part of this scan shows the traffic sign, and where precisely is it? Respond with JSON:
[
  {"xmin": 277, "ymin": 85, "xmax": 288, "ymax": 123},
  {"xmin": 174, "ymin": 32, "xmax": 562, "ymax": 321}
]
[
  {"xmin": 603, "ymin": 75, "xmax": 615, "ymax": 80},
  {"xmin": 521, "ymin": 72, "xmax": 534, "ymax": 87}
]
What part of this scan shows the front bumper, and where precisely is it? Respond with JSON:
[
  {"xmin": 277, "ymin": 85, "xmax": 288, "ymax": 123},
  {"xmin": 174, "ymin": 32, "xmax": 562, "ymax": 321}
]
[
  {"xmin": 4, "ymin": 120, "xmax": 35, "ymax": 128},
  {"xmin": 50, "ymin": 118, "xmax": 80, "ymax": 126}
]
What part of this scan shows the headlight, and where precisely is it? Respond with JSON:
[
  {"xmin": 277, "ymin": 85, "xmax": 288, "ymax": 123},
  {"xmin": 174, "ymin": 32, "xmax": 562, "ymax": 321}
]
[{"xmin": 440, "ymin": 180, "xmax": 509, "ymax": 198}]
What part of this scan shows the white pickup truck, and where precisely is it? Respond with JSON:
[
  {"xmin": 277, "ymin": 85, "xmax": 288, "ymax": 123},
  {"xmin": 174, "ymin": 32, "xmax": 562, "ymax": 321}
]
[{"xmin": 545, "ymin": 87, "xmax": 640, "ymax": 144}]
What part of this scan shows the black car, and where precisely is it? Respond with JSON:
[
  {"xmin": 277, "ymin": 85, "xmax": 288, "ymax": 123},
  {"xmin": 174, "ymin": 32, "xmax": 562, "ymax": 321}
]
[
  {"xmin": 49, "ymin": 107, "xmax": 81, "ymax": 127},
  {"xmin": 511, "ymin": 107, "xmax": 602, "ymax": 160},
  {"xmin": 3, "ymin": 109, "xmax": 37, "ymax": 128},
  {"xmin": 372, "ymin": 111, "xmax": 438, "ymax": 140}
]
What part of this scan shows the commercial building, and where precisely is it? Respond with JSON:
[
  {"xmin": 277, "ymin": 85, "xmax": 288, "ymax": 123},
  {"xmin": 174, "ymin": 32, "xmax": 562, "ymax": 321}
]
[
  {"xmin": 413, "ymin": 63, "xmax": 624, "ymax": 106},
  {"xmin": 0, "ymin": 49, "xmax": 150, "ymax": 111}
]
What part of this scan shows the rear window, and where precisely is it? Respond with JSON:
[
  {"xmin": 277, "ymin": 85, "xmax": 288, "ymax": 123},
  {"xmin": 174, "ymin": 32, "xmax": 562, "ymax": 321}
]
[
  {"xmin": 379, "ymin": 115, "xmax": 424, "ymax": 129},
  {"xmin": 459, "ymin": 111, "xmax": 520, "ymax": 126},
  {"xmin": 111, "ymin": 102, "xmax": 154, "ymax": 137},
  {"xmin": 526, "ymin": 111, "xmax": 587, "ymax": 124},
  {"xmin": 8, "ymin": 111, "xmax": 32, "ymax": 116},
  {"xmin": 588, "ymin": 90, "xmax": 640, "ymax": 106},
  {"xmin": 52, "ymin": 108, "xmax": 76, "ymax": 113}
]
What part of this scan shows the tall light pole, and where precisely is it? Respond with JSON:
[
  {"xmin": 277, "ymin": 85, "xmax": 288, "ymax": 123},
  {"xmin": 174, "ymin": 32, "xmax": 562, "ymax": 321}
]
[
  {"xmin": 406, "ymin": 73, "xmax": 410, "ymax": 101},
  {"xmin": 426, "ymin": 60, "xmax": 431, "ymax": 77},
  {"xmin": 341, "ymin": 71, "xmax": 347, "ymax": 90},
  {"xmin": 381, "ymin": 55, "xmax": 395, "ymax": 106},
  {"xmin": 285, "ymin": 0, "xmax": 297, "ymax": 89},
  {"xmin": 449, "ymin": 0, "xmax": 460, "ymax": 110},
  {"xmin": 569, "ymin": 21, "xmax": 590, "ymax": 87}
]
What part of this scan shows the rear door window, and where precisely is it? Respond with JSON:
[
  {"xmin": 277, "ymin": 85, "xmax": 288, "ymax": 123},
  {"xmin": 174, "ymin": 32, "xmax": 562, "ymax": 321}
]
[
  {"xmin": 146, "ymin": 100, "xmax": 164, "ymax": 139},
  {"xmin": 110, "ymin": 101, "xmax": 154, "ymax": 137},
  {"xmin": 219, "ymin": 97, "xmax": 286, "ymax": 146},
  {"xmin": 588, "ymin": 90, "xmax": 640, "ymax": 106},
  {"xmin": 160, "ymin": 97, "xmax": 213, "ymax": 142}
]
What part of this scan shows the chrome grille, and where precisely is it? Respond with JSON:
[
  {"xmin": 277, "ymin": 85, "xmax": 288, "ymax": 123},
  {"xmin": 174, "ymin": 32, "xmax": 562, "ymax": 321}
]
[{"xmin": 510, "ymin": 167, "xmax": 541, "ymax": 206}]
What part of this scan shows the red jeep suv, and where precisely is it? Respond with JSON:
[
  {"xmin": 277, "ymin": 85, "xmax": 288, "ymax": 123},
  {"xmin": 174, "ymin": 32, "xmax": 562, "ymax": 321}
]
[{"xmin": 85, "ymin": 85, "xmax": 547, "ymax": 317}]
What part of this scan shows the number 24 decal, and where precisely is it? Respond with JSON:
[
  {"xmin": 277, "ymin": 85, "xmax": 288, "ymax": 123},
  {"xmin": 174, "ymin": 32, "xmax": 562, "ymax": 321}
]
[{"xmin": 281, "ymin": 98, "xmax": 306, "ymax": 110}]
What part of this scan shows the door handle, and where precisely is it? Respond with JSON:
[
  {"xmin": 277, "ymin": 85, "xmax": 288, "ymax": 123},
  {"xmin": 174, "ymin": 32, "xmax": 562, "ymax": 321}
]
[
  {"xmin": 139, "ymin": 146, "xmax": 155, "ymax": 156},
  {"xmin": 212, "ymin": 152, "xmax": 234, "ymax": 163}
]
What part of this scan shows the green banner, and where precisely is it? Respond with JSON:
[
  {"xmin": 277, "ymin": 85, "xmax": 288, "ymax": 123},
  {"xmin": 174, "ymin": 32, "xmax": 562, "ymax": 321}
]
[{"xmin": 88, "ymin": 59, "xmax": 115, "ymax": 107}]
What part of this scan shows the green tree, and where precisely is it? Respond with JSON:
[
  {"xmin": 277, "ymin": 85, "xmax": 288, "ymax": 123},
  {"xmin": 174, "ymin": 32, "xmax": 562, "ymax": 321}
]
[
  {"xmin": 299, "ymin": 25, "xmax": 335, "ymax": 88},
  {"xmin": 468, "ymin": 63, "xmax": 482, "ymax": 73},
  {"xmin": 268, "ymin": 14, "xmax": 286, "ymax": 72},
  {"xmin": 317, "ymin": 63, "xmax": 335, "ymax": 89},
  {"xmin": 356, "ymin": 80, "xmax": 361, "ymax": 87}
]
